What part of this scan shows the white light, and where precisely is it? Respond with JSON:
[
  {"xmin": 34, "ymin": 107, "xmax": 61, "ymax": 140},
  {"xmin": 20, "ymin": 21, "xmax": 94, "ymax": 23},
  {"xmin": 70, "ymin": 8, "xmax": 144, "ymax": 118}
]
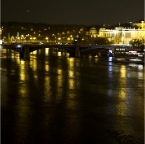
[
  {"xmin": 108, "ymin": 57, "xmax": 112, "ymax": 61},
  {"xmin": 16, "ymin": 44, "xmax": 22, "ymax": 48},
  {"xmin": 109, "ymin": 50, "xmax": 112, "ymax": 53},
  {"xmin": 0, "ymin": 40, "xmax": 2, "ymax": 44}
]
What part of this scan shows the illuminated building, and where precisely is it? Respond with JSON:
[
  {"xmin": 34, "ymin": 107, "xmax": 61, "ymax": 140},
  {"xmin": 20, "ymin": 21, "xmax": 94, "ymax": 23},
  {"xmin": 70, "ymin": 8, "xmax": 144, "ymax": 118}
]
[
  {"xmin": 98, "ymin": 21, "xmax": 145, "ymax": 45},
  {"xmin": 87, "ymin": 27, "xmax": 97, "ymax": 38}
]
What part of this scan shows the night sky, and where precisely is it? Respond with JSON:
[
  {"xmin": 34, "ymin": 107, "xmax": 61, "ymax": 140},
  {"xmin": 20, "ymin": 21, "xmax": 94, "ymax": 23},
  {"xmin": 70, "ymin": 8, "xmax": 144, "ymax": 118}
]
[{"xmin": 2, "ymin": 0, "xmax": 144, "ymax": 25}]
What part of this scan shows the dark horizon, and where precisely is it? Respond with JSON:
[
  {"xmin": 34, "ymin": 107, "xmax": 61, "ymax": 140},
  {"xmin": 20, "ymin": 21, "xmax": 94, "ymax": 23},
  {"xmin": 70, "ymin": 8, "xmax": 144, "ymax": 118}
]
[{"xmin": 1, "ymin": 19, "xmax": 144, "ymax": 27}]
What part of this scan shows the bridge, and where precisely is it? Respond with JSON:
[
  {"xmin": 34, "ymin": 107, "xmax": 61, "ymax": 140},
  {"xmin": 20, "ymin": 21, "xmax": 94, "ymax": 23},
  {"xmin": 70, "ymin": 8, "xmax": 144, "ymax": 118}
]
[{"xmin": 1, "ymin": 43, "xmax": 131, "ymax": 58}]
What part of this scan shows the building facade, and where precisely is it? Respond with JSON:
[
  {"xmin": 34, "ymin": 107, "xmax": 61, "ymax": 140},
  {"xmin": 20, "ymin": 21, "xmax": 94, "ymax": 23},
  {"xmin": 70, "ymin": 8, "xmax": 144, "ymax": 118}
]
[{"xmin": 98, "ymin": 21, "xmax": 145, "ymax": 45}]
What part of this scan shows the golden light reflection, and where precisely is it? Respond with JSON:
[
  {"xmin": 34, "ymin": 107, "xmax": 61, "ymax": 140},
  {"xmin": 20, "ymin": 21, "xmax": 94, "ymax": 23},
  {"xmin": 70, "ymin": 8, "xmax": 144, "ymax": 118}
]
[
  {"xmin": 68, "ymin": 58, "xmax": 74, "ymax": 67},
  {"xmin": 94, "ymin": 55, "xmax": 98, "ymax": 58},
  {"xmin": 57, "ymin": 52, "xmax": 62, "ymax": 56},
  {"xmin": 12, "ymin": 53, "xmax": 20, "ymax": 64},
  {"xmin": 115, "ymin": 102, "xmax": 127, "ymax": 116},
  {"xmin": 19, "ymin": 88, "xmax": 27, "ymax": 98},
  {"xmin": 9, "ymin": 49, "xmax": 14, "ymax": 58},
  {"xmin": 34, "ymin": 75, "xmax": 38, "ymax": 80},
  {"xmin": 119, "ymin": 65, "xmax": 127, "ymax": 99},
  {"xmin": 57, "ymin": 75, "xmax": 63, "ymax": 87},
  {"xmin": 120, "ymin": 65, "xmax": 126, "ymax": 78},
  {"xmin": 45, "ymin": 62, "xmax": 49, "ymax": 72},
  {"xmin": 19, "ymin": 61, "xmax": 26, "ymax": 81},
  {"xmin": 18, "ymin": 61, "xmax": 29, "ymax": 98},
  {"xmin": 116, "ymin": 88, "xmax": 127, "ymax": 116},
  {"xmin": 57, "ymin": 69, "xmax": 62, "ymax": 75},
  {"xmin": 30, "ymin": 58, "xmax": 37, "ymax": 72},
  {"xmin": 55, "ymin": 68, "xmax": 63, "ymax": 102},
  {"xmin": 29, "ymin": 56, "xmax": 38, "ymax": 81},
  {"xmin": 69, "ymin": 70, "xmax": 74, "ymax": 78},
  {"xmin": 66, "ymin": 53, "xmax": 70, "ymax": 57},
  {"xmin": 115, "ymin": 65, "xmax": 127, "ymax": 116},
  {"xmin": 67, "ymin": 58, "xmax": 80, "ymax": 90},
  {"xmin": 118, "ymin": 88, "xmax": 126, "ymax": 99},
  {"xmin": 57, "ymin": 69, "xmax": 63, "ymax": 87},
  {"xmin": 44, "ymin": 76, "xmax": 51, "ymax": 102},
  {"xmin": 69, "ymin": 78, "xmax": 75, "ymax": 89},
  {"xmin": 20, "ymin": 60, "xmax": 25, "ymax": 64},
  {"xmin": 45, "ymin": 48, "xmax": 49, "ymax": 56},
  {"xmin": 32, "ymin": 50, "xmax": 37, "ymax": 55}
]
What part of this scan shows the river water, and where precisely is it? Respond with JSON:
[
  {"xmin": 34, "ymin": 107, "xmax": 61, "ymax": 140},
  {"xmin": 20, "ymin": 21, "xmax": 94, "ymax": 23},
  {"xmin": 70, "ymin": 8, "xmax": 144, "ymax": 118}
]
[{"xmin": 1, "ymin": 48, "xmax": 144, "ymax": 144}]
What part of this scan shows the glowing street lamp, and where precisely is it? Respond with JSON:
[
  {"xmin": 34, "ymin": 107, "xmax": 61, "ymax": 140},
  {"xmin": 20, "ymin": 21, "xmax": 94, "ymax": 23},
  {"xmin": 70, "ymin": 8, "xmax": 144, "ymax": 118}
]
[
  {"xmin": 58, "ymin": 37, "xmax": 61, "ymax": 40},
  {"xmin": 33, "ymin": 37, "xmax": 36, "ymax": 40}
]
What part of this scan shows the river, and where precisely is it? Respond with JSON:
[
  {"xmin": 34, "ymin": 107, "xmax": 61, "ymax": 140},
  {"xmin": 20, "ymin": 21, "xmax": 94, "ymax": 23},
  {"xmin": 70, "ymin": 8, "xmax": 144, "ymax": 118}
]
[{"xmin": 1, "ymin": 47, "xmax": 144, "ymax": 144}]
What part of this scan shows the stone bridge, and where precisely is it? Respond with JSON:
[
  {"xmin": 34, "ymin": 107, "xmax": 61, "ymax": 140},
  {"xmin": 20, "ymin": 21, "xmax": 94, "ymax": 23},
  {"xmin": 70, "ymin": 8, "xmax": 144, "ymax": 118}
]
[{"xmin": 2, "ymin": 43, "xmax": 125, "ymax": 58}]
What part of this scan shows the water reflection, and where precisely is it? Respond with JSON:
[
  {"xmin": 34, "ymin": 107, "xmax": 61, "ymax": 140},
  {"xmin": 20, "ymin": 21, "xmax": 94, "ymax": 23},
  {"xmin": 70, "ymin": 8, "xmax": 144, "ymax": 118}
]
[
  {"xmin": 45, "ymin": 62, "xmax": 49, "ymax": 72},
  {"xmin": 44, "ymin": 76, "xmax": 51, "ymax": 102},
  {"xmin": 57, "ymin": 51, "xmax": 62, "ymax": 56},
  {"xmin": 45, "ymin": 48, "xmax": 49, "ymax": 56},
  {"xmin": 120, "ymin": 65, "xmax": 126, "ymax": 78},
  {"xmin": 115, "ymin": 65, "xmax": 127, "ymax": 115},
  {"xmin": 107, "ymin": 62, "xmax": 144, "ymax": 117},
  {"xmin": 138, "ymin": 72, "xmax": 143, "ymax": 79},
  {"xmin": 19, "ymin": 61, "xmax": 26, "ymax": 81},
  {"xmin": 30, "ymin": 50, "xmax": 38, "ymax": 80},
  {"xmin": 1, "ymin": 47, "xmax": 144, "ymax": 144}
]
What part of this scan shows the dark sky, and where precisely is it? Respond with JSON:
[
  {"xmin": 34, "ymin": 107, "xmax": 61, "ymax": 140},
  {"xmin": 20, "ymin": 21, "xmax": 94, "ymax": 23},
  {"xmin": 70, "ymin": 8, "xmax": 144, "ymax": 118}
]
[{"xmin": 2, "ymin": 0, "xmax": 144, "ymax": 25}]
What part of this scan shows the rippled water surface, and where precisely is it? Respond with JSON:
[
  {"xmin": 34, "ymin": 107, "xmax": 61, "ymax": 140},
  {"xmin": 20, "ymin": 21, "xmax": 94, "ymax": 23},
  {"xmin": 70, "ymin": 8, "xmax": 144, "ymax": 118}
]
[{"xmin": 1, "ymin": 48, "xmax": 144, "ymax": 144}]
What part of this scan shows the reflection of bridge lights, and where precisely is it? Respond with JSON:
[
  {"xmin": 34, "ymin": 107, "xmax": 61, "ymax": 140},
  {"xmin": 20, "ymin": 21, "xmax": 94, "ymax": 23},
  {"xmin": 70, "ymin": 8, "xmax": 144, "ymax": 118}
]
[
  {"xmin": 58, "ymin": 52, "xmax": 62, "ymax": 56},
  {"xmin": 45, "ymin": 65, "xmax": 49, "ymax": 72},
  {"xmin": 45, "ymin": 48, "xmax": 49, "ymax": 56},
  {"xmin": 69, "ymin": 79, "xmax": 75, "ymax": 89},
  {"xmin": 68, "ymin": 58, "xmax": 74, "ymax": 67},
  {"xmin": 57, "ymin": 69, "xmax": 62, "ymax": 75},
  {"xmin": 69, "ymin": 71, "xmax": 74, "ymax": 78}
]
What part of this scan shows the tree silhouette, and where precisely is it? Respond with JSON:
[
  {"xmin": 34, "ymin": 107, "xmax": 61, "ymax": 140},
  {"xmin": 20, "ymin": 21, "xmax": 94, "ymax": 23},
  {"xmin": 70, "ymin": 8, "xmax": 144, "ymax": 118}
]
[{"xmin": 130, "ymin": 39, "xmax": 144, "ymax": 48}]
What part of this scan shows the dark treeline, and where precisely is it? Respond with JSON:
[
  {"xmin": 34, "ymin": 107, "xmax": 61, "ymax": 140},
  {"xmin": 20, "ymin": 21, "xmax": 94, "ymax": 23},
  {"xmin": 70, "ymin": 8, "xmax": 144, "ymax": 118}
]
[
  {"xmin": 1, "ymin": 21, "xmax": 87, "ymax": 36},
  {"xmin": 1, "ymin": 21, "xmax": 106, "ymax": 37}
]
